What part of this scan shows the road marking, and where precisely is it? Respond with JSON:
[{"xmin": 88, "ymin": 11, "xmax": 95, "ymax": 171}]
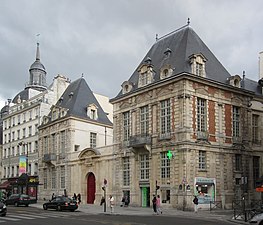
[
  {"xmin": 7, "ymin": 214, "xmax": 35, "ymax": 219},
  {"xmin": 0, "ymin": 217, "xmax": 20, "ymax": 221},
  {"xmin": 22, "ymin": 214, "xmax": 47, "ymax": 218}
]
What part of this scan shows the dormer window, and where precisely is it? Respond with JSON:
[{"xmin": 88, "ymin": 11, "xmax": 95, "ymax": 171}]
[
  {"xmin": 229, "ymin": 75, "xmax": 241, "ymax": 88},
  {"xmin": 189, "ymin": 53, "xmax": 207, "ymax": 77},
  {"xmin": 87, "ymin": 104, "xmax": 98, "ymax": 120},
  {"xmin": 121, "ymin": 81, "xmax": 132, "ymax": 94},
  {"xmin": 138, "ymin": 64, "xmax": 154, "ymax": 88},
  {"xmin": 160, "ymin": 65, "xmax": 173, "ymax": 80}
]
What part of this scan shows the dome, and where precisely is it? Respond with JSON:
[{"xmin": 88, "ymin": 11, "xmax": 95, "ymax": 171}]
[
  {"xmin": 12, "ymin": 89, "xmax": 30, "ymax": 104},
  {"xmin": 30, "ymin": 60, "xmax": 46, "ymax": 72}
]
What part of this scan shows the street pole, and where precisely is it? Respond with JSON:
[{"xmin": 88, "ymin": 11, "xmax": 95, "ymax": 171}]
[{"xmin": 104, "ymin": 187, "xmax": 106, "ymax": 212}]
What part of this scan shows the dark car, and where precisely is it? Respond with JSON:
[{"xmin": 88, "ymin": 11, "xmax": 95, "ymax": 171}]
[
  {"xmin": 43, "ymin": 196, "xmax": 78, "ymax": 211},
  {"xmin": 4, "ymin": 194, "xmax": 30, "ymax": 207},
  {"xmin": 0, "ymin": 201, "xmax": 7, "ymax": 216}
]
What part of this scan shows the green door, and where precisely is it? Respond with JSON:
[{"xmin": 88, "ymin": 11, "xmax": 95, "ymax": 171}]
[{"xmin": 141, "ymin": 187, "xmax": 150, "ymax": 207}]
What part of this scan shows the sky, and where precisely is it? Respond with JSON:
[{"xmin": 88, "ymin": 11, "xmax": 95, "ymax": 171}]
[{"xmin": 1, "ymin": 0, "xmax": 263, "ymax": 109}]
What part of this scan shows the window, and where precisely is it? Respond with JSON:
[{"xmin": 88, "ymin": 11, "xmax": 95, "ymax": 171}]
[
  {"xmin": 23, "ymin": 112, "xmax": 26, "ymax": 122},
  {"xmin": 35, "ymin": 107, "xmax": 39, "ymax": 118},
  {"xmin": 140, "ymin": 106, "xmax": 149, "ymax": 134},
  {"xmin": 197, "ymin": 98, "xmax": 206, "ymax": 132},
  {"xmin": 90, "ymin": 132, "xmax": 97, "ymax": 148},
  {"xmin": 12, "ymin": 117, "xmax": 15, "ymax": 126},
  {"xmin": 199, "ymin": 151, "xmax": 206, "ymax": 170},
  {"xmin": 161, "ymin": 152, "xmax": 170, "ymax": 178},
  {"xmin": 22, "ymin": 128, "xmax": 26, "ymax": 138},
  {"xmin": 91, "ymin": 109, "xmax": 96, "ymax": 120},
  {"xmin": 196, "ymin": 63, "xmax": 203, "ymax": 76},
  {"xmin": 235, "ymin": 154, "xmax": 242, "ymax": 171},
  {"xmin": 43, "ymin": 136, "xmax": 48, "ymax": 154},
  {"xmin": 233, "ymin": 106, "xmax": 240, "ymax": 137},
  {"xmin": 160, "ymin": 99, "xmax": 171, "ymax": 135},
  {"xmin": 252, "ymin": 115, "xmax": 260, "ymax": 144},
  {"xmin": 35, "ymin": 124, "xmax": 38, "ymax": 135},
  {"xmin": 140, "ymin": 154, "xmax": 149, "ymax": 180},
  {"xmin": 123, "ymin": 111, "xmax": 130, "ymax": 141},
  {"xmin": 253, "ymin": 156, "xmax": 260, "ymax": 188},
  {"xmin": 17, "ymin": 114, "xmax": 21, "ymax": 124},
  {"xmin": 60, "ymin": 131, "xmax": 66, "ymax": 154},
  {"xmin": 29, "ymin": 110, "xmax": 32, "ymax": 120},
  {"xmin": 123, "ymin": 157, "xmax": 130, "ymax": 186},
  {"xmin": 35, "ymin": 141, "xmax": 38, "ymax": 152},
  {"xmin": 28, "ymin": 126, "xmax": 32, "ymax": 136},
  {"xmin": 60, "ymin": 166, "xmax": 65, "ymax": 189},
  {"xmin": 51, "ymin": 134, "xmax": 56, "ymax": 153},
  {"xmin": 189, "ymin": 54, "xmax": 206, "ymax": 77},
  {"xmin": 51, "ymin": 167, "xmax": 57, "ymax": 189},
  {"xmin": 28, "ymin": 164, "xmax": 31, "ymax": 175},
  {"xmin": 140, "ymin": 72, "xmax": 148, "ymax": 86},
  {"xmin": 87, "ymin": 104, "xmax": 98, "ymax": 120},
  {"xmin": 17, "ymin": 130, "xmax": 20, "ymax": 140},
  {"xmin": 12, "ymin": 131, "xmax": 15, "ymax": 141},
  {"xmin": 43, "ymin": 169, "xmax": 47, "ymax": 189}
]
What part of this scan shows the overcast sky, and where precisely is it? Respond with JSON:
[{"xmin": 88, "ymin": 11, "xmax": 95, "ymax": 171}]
[{"xmin": 1, "ymin": 0, "xmax": 263, "ymax": 109}]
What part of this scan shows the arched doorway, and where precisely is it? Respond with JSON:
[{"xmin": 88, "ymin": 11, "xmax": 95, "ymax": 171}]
[{"xmin": 87, "ymin": 172, "xmax": 96, "ymax": 204}]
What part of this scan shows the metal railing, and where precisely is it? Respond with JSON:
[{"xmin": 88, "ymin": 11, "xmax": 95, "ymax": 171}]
[{"xmin": 209, "ymin": 201, "xmax": 222, "ymax": 211}]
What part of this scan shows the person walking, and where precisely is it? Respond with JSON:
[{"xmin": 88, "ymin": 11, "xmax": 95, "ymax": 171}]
[
  {"xmin": 156, "ymin": 195, "xmax": 162, "ymax": 214},
  {"xmin": 152, "ymin": 195, "xmax": 157, "ymax": 214},
  {"xmin": 193, "ymin": 196, "xmax": 198, "ymax": 213},
  {"xmin": 77, "ymin": 193, "xmax": 81, "ymax": 204},
  {"xmin": 73, "ymin": 193, "xmax": 77, "ymax": 201},
  {"xmin": 109, "ymin": 195, "xmax": 115, "ymax": 213}
]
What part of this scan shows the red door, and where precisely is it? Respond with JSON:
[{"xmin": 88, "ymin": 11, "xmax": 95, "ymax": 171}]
[{"xmin": 87, "ymin": 173, "xmax": 96, "ymax": 204}]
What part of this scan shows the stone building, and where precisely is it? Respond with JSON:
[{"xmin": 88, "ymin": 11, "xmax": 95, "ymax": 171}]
[
  {"xmin": 38, "ymin": 77, "xmax": 113, "ymax": 202},
  {"xmin": 109, "ymin": 24, "xmax": 263, "ymax": 210},
  {"xmin": 1, "ymin": 43, "xmax": 70, "ymax": 199}
]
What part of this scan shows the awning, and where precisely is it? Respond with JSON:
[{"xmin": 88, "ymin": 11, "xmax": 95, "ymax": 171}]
[{"xmin": 0, "ymin": 180, "xmax": 10, "ymax": 189}]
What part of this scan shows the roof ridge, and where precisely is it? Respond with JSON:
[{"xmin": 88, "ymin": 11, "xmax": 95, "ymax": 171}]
[{"xmin": 157, "ymin": 24, "xmax": 189, "ymax": 42}]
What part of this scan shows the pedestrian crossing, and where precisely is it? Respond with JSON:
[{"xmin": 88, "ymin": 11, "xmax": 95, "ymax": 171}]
[{"xmin": 0, "ymin": 212, "xmax": 72, "ymax": 223}]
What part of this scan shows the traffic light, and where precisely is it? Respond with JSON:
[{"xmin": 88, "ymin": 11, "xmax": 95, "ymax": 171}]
[
  {"xmin": 102, "ymin": 186, "xmax": 105, "ymax": 191},
  {"xmin": 156, "ymin": 185, "xmax": 160, "ymax": 190}
]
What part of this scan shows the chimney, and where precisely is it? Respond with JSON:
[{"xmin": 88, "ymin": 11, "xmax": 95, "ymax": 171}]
[{"xmin": 259, "ymin": 51, "xmax": 263, "ymax": 79}]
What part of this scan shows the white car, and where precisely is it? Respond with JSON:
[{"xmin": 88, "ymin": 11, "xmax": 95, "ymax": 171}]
[{"xmin": 250, "ymin": 213, "xmax": 263, "ymax": 225}]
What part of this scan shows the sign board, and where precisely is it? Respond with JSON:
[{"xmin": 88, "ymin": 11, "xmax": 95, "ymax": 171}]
[{"xmin": 256, "ymin": 187, "xmax": 263, "ymax": 192}]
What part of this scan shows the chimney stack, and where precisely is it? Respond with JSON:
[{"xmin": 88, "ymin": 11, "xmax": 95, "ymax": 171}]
[{"xmin": 259, "ymin": 51, "xmax": 263, "ymax": 79}]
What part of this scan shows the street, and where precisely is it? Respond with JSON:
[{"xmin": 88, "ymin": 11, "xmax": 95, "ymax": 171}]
[{"xmin": 2, "ymin": 206, "xmax": 236, "ymax": 225}]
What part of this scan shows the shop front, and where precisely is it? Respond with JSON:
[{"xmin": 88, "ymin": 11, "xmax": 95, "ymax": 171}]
[
  {"xmin": 194, "ymin": 177, "xmax": 216, "ymax": 205},
  {"xmin": 10, "ymin": 173, "xmax": 39, "ymax": 203}
]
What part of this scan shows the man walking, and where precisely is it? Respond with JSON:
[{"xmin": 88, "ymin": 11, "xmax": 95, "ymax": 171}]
[{"xmin": 193, "ymin": 196, "xmax": 198, "ymax": 213}]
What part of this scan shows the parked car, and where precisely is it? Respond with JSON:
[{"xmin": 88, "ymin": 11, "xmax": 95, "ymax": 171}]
[
  {"xmin": 250, "ymin": 212, "xmax": 263, "ymax": 225},
  {"xmin": 43, "ymin": 196, "xmax": 78, "ymax": 211},
  {"xmin": 4, "ymin": 194, "xmax": 30, "ymax": 207},
  {"xmin": 0, "ymin": 201, "xmax": 7, "ymax": 216}
]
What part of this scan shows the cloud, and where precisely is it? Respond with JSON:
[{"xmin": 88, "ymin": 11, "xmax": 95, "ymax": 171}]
[{"xmin": 1, "ymin": 0, "xmax": 263, "ymax": 110}]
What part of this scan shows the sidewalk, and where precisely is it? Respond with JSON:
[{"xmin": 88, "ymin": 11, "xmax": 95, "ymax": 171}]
[{"xmin": 31, "ymin": 201, "xmax": 248, "ymax": 224}]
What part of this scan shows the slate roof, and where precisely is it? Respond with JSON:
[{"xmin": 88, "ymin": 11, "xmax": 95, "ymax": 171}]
[
  {"xmin": 54, "ymin": 77, "xmax": 112, "ymax": 126},
  {"xmin": 112, "ymin": 25, "xmax": 262, "ymax": 99}
]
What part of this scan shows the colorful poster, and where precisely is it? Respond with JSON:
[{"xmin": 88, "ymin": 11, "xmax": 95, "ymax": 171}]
[{"xmin": 19, "ymin": 156, "xmax": 27, "ymax": 174}]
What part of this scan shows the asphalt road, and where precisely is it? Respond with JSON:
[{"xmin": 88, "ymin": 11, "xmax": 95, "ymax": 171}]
[{"xmin": 2, "ymin": 205, "xmax": 235, "ymax": 225}]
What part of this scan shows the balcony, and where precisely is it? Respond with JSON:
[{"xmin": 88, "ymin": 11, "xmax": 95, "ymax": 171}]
[
  {"xmin": 43, "ymin": 153, "xmax": 56, "ymax": 163},
  {"xmin": 197, "ymin": 131, "xmax": 209, "ymax": 141},
  {"xmin": 128, "ymin": 134, "xmax": 151, "ymax": 148},
  {"xmin": 232, "ymin": 136, "xmax": 242, "ymax": 144}
]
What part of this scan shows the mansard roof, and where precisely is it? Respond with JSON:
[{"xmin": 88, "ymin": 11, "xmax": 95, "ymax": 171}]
[
  {"xmin": 112, "ymin": 25, "xmax": 261, "ymax": 100},
  {"xmin": 55, "ymin": 77, "xmax": 112, "ymax": 126}
]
